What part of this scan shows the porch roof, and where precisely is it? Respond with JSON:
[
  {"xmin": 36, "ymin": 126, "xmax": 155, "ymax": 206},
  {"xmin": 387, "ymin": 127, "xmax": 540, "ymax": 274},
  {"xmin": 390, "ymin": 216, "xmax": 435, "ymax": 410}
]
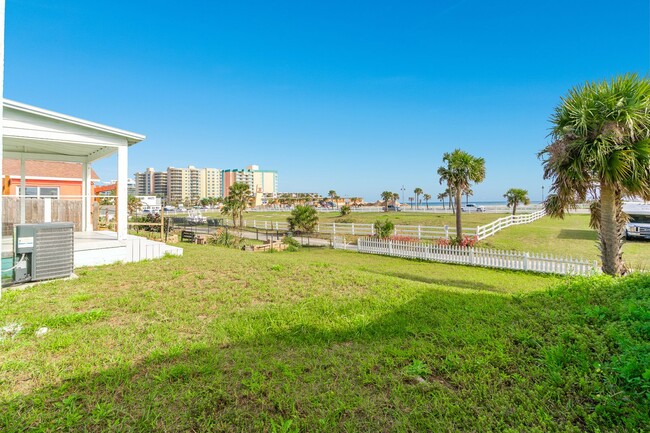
[{"xmin": 2, "ymin": 99, "xmax": 145, "ymax": 163}]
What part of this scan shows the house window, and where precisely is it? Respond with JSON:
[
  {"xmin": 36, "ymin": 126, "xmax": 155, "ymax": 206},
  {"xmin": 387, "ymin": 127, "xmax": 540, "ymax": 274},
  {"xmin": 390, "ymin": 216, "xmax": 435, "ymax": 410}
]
[{"xmin": 16, "ymin": 186, "xmax": 60, "ymax": 199}]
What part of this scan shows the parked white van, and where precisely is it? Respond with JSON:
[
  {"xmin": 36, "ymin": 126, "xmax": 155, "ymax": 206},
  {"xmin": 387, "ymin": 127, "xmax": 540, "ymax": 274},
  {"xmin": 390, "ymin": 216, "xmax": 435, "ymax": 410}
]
[{"xmin": 624, "ymin": 203, "xmax": 650, "ymax": 240}]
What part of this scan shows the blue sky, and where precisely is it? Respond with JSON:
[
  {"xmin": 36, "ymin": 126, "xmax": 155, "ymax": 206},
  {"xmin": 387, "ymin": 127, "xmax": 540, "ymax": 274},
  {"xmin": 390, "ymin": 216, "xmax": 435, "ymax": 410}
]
[{"xmin": 4, "ymin": 0, "xmax": 649, "ymax": 201}]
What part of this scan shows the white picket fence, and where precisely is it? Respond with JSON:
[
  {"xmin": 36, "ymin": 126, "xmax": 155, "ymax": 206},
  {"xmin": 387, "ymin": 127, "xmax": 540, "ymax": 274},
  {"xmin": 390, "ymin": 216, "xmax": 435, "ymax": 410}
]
[
  {"xmin": 340, "ymin": 237, "xmax": 599, "ymax": 276},
  {"xmin": 475, "ymin": 210, "xmax": 546, "ymax": 240},
  {"xmin": 243, "ymin": 219, "xmax": 468, "ymax": 238}
]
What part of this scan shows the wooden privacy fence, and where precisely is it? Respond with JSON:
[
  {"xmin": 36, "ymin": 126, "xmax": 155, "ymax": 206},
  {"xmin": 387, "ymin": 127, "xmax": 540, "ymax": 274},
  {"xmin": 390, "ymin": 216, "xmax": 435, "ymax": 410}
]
[
  {"xmin": 475, "ymin": 210, "xmax": 546, "ymax": 240},
  {"xmin": 2, "ymin": 197, "xmax": 82, "ymax": 235},
  {"xmin": 342, "ymin": 237, "xmax": 599, "ymax": 276}
]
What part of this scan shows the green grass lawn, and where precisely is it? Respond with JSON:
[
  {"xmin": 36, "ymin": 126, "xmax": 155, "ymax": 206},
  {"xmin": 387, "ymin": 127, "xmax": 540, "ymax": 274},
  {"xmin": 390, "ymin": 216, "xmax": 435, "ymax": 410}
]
[
  {"xmin": 1, "ymin": 245, "xmax": 648, "ymax": 431},
  {"xmin": 483, "ymin": 214, "xmax": 650, "ymax": 269},
  {"xmin": 206, "ymin": 210, "xmax": 509, "ymax": 228}
]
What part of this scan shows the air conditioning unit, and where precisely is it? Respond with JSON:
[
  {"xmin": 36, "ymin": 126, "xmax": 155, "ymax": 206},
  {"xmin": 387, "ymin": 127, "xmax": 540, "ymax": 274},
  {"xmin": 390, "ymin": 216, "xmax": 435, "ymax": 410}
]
[{"xmin": 14, "ymin": 223, "xmax": 74, "ymax": 283}]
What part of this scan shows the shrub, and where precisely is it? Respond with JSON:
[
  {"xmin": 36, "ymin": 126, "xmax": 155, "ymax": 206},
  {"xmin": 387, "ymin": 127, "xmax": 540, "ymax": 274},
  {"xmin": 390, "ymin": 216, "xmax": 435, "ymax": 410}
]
[
  {"xmin": 435, "ymin": 235, "xmax": 480, "ymax": 247},
  {"xmin": 340, "ymin": 205, "xmax": 351, "ymax": 216},
  {"xmin": 282, "ymin": 236, "xmax": 301, "ymax": 248},
  {"xmin": 373, "ymin": 220, "xmax": 395, "ymax": 239},
  {"xmin": 209, "ymin": 228, "xmax": 243, "ymax": 248},
  {"xmin": 287, "ymin": 205, "xmax": 319, "ymax": 233},
  {"xmin": 458, "ymin": 235, "xmax": 479, "ymax": 247}
]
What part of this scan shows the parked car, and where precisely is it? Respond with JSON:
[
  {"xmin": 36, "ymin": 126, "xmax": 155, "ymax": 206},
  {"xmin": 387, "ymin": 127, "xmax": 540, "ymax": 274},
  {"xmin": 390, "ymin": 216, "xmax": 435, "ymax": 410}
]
[
  {"xmin": 461, "ymin": 203, "xmax": 485, "ymax": 212},
  {"xmin": 624, "ymin": 203, "xmax": 650, "ymax": 240},
  {"xmin": 387, "ymin": 205, "xmax": 402, "ymax": 212}
]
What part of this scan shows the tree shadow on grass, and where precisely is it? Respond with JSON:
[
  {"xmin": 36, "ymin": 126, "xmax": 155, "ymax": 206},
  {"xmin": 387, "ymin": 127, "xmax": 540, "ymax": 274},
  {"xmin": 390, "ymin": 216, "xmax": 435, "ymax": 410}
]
[
  {"xmin": 364, "ymin": 269, "xmax": 503, "ymax": 293},
  {"xmin": 0, "ymin": 289, "xmax": 566, "ymax": 432},
  {"xmin": 557, "ymin": 229, "xmax": 597, "ymax": 240}
]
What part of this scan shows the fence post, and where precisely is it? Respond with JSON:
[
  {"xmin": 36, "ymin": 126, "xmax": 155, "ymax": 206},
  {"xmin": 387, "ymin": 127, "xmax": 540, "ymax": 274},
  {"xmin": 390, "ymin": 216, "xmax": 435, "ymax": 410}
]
[
  {"xmin": 352, "ymin": 223, "xmax": 355, "ymax": 235},
  {"xmin": 417, "ymin": 225, "xmax": 421, "ymax": 239},
  {"xmin": 253, "ymin": 220, "xmax": 256, "ymax": 229},
  {"xmin": 444, "ymin": 225, "xmax": 449, "ymax": 238},
  {"xmin": 469, "ymin": 248, "xmax": 475, "ymax": 265},
  {"xmin": 388, "ymin": 239, "xmax": 393, "ymax": 255},
  {"xmin": 523, "ymin": 252, "xmax": 529, "ymax": 271},
  {"xmin": 371, "ymin": 224, "xmax": 375, "ymax": 236},
  {"xmin": 333, "ymin": 222, "xmax": 336, "ymax": 235}
]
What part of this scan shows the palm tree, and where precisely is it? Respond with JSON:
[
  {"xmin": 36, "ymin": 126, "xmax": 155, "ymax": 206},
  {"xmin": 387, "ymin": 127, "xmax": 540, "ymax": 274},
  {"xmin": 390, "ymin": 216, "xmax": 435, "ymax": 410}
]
[
  {"xmin": 503, "ymin": 188, "xmax": 530, "ymax": 216},
  {"xmin": 445, "ymin": 187, "xmax": 456, "ymax": 214},
  {"xmin": 392, "ymin": 192, "xmax": 400, "ymax": 208},
  {"xmin": 413, "ymin": 187, "xmax": 423, "ymax": 210},
  {"xmin": 464, "ymin": 187, "xmax": 473, "ymax": 206},
  {"xmin": 423, "ymin": 193, "xmax": 431, "ymax": 210},
  {"xmin": 540, "ymin": 74, "xmax": 650, "ymax": 276},
  {"xmin": 437, "ymin": 192, "xmax": 446, "ymax": 210},
  {"xmin": 221, "ymin": 182, "xmax": 252, "ymax": 227},
  {"xmin": 380, "ymin": 191, "xmax": 393, "ymax": 212},
  {"xmin": 438, "ymin": 149, "xmax": 486, "ymax": 239},
  {"xmin": 328, "ymin": 190, "xmax": 337, "ymax": 208}
]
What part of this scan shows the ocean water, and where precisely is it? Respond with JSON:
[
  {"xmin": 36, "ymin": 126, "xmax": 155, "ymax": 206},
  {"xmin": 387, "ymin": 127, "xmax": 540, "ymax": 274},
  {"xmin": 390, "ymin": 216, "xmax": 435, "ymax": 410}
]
[{"xmin": 409, "ymin": 201, "xmax": 543, "ymax": 206}]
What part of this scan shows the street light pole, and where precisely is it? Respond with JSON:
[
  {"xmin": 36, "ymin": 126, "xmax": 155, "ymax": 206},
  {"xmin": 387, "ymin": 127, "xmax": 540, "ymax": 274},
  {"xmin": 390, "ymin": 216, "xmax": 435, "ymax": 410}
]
[
  {"xmin": 542, "ymin": 185, "xmax": 545, "ymax": 203},
  {"xmin": 401, "ymin": 185, "xmax": 405, "ymax": 208}
]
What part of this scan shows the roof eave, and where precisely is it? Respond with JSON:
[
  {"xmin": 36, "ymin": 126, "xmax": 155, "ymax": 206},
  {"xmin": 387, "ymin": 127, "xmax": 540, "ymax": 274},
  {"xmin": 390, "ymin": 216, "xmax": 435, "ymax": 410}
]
[{"xmin": 3, "ymin": 98, "xmax": 146, "ymax": 144}]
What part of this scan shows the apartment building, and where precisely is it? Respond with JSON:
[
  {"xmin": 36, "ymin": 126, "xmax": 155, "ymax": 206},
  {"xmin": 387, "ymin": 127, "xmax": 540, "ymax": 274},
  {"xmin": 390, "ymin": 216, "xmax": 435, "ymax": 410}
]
[
  {"xmin": 166, "ymin": 166, "xmax": 199, "ymax": 203},
  {"xmin": 134, "ymin": 168, "xmax": 167, "ymax": 197},
  {"xmin": 201, "ymin": 168, "xmax": 222, "ymax": 199},
  {"xmin": 134, "ymin": 164, "xmax": 275, "ymax": 203},
  {"xmin": 222, "ymin": 165, "xmax": 278, "ymax": 197}
]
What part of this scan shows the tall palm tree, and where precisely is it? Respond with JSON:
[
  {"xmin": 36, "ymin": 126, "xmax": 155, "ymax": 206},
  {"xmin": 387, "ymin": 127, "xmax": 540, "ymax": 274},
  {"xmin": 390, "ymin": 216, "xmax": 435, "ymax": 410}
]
[
  {"xmin": 438, "ymin": 149, "xmax": 486, "ymax": 239},
  {"xmin": 423, "ymin": 193, "xmax": 431, "ymax": 210},
  {"xmin": 437, "ymin": 192, "xmax": 446, "ymax": 210},
  {"xmin": 464, "ymin": 187, "xmax": 473, "ymax": 205},
  {"xmin": 392, "ymin": 192, "xmax": 400, "ymax": 208},
  {"xmin": 503, "ymin": 188, "xmax": 530, "ymax": 216},
  {"xmin": 445, "ymin": 187, "xmax": 456, "ymax": 214},
  {"xmin": 438, "ymin": 192, "xmax": 447, "ymax": 210},
  {"xmin": 540, "ymin": 74, "xmax": 650, "ymax": 276},
  {"xmin": 413, "ymin": 187, "xmax": 423, "ymax": 210},
  {"xmin": 380, "ymin": 191, "xmax": 393, "ymax": 212}
]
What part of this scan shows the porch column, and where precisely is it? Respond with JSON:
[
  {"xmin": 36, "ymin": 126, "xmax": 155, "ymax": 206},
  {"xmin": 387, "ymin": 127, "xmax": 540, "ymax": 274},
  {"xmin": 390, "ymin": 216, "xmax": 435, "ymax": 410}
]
[
  {"xmin": 82, "ymin": 161, "xmax": 92, "ymax": 232},
  {"xmin": 117, "ymin": 145, "xmax": 128, "ymax": 240},
  {"xmin": 19, "ymin": 155, "xmax": 25, "ymax": 224}
]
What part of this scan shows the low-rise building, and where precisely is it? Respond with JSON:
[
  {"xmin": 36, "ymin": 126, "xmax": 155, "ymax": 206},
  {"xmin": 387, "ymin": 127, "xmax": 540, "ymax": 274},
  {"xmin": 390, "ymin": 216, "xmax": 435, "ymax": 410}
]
[{"xmin": 3, "ymin": 159, "xmax": 100, "ymax": 199}]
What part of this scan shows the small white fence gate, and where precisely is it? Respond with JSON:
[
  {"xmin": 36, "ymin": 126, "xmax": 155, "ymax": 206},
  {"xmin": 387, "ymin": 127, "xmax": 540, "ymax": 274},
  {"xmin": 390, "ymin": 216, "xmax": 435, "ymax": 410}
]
[{"xmin": 341, "ymin": 237, "xmax": 599, "ymax": 276}]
